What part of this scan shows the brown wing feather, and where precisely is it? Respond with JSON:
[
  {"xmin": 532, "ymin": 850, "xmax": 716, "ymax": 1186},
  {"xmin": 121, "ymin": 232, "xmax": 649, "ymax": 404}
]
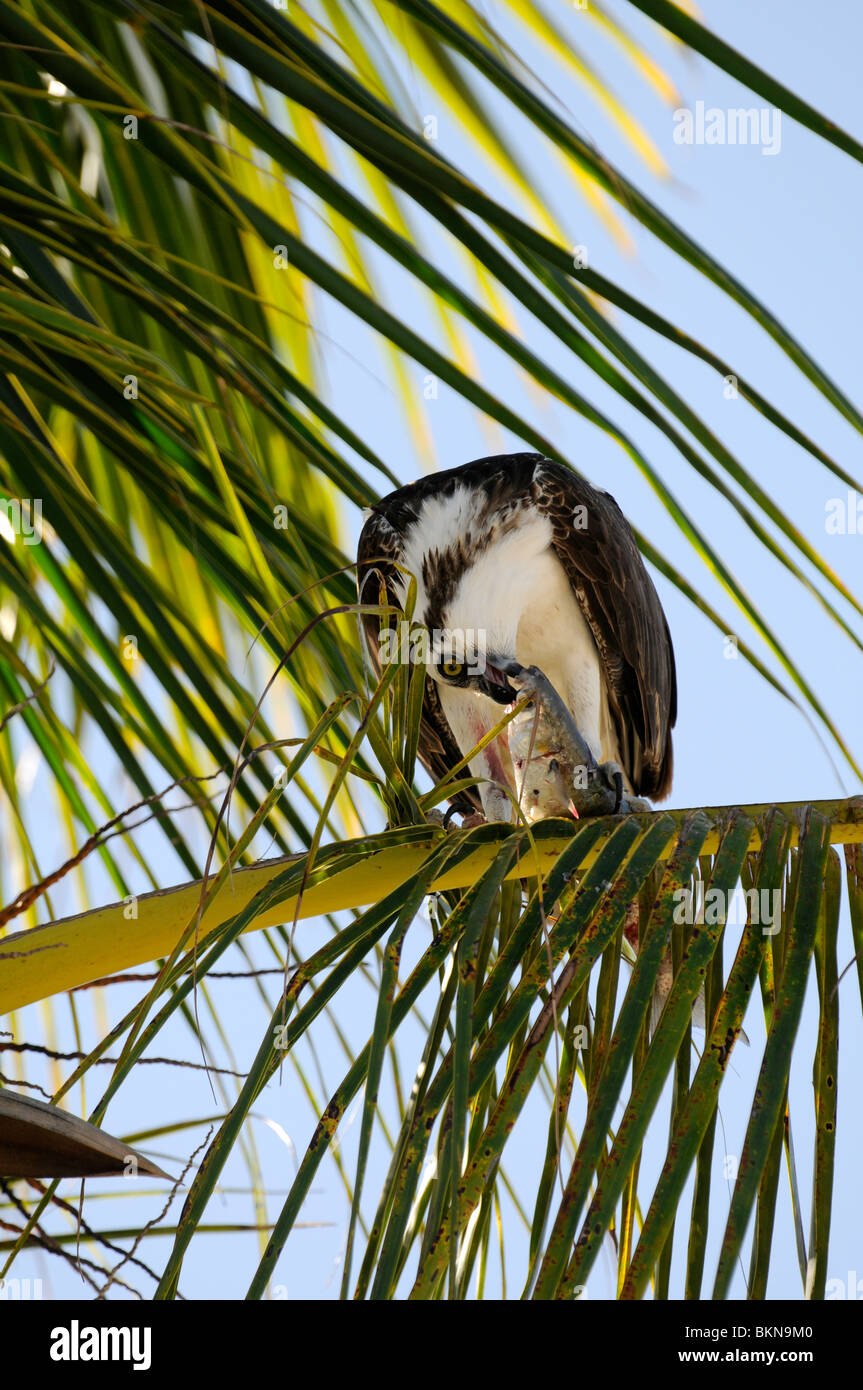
[{"xmin": 533, "ymin": 460, "xmax": 676, "ymax": 800}]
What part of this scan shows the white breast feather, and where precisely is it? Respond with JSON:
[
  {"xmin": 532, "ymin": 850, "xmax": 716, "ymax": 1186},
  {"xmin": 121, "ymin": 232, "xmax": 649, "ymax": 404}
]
[{"xmin": 398, "ymin": 490, "xmax": 625, "ymax": 818}]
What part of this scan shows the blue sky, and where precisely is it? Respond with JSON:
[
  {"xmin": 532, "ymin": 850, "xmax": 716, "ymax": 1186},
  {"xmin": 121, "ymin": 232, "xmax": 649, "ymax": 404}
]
[{"xmin": 7, "ymin": 0, "xmax": 863, "ymax": 1301}]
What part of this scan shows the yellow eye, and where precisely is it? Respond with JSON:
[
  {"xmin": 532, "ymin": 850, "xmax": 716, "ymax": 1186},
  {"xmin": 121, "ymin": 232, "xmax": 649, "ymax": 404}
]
[{"xmin": 439, "ymin": 660, "xmax": 465, "ymax": 680}]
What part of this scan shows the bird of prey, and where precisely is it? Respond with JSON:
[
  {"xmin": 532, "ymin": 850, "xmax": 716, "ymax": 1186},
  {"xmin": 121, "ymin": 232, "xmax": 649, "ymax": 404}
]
[{"xmin": 357, "ymin": 452, "xmax": 676, "ymax": 824}]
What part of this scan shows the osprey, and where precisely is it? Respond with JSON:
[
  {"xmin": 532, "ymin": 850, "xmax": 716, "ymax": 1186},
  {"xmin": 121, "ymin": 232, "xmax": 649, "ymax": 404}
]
[{"xmin": 357, "ymin": 453, "xmax": 676, "ymax": 822}]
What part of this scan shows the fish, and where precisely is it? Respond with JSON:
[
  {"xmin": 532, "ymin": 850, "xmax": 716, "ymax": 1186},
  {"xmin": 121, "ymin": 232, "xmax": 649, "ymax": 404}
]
[{"xmin": 502, "ymin": 662, "xmax": 632, "ymax": 822}]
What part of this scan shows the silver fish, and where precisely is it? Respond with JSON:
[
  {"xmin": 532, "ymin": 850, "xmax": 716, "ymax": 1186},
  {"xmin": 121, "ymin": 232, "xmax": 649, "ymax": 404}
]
[{"xmin": 502, "ymin": 662, "xmax": 638, "ymax": 822}]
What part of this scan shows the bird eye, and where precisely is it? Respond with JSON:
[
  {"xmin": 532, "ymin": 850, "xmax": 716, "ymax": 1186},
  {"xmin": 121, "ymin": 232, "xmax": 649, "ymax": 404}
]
[{"xmin": 439, "ymin": 659, "xmax": 465, "ymax": 680}]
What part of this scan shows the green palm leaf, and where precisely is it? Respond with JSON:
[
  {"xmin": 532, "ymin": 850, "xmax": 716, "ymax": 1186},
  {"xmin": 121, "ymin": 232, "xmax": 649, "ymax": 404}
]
[{"xmin": 1, "ymin": 0, "xmax": 861, "ymax": 1302}]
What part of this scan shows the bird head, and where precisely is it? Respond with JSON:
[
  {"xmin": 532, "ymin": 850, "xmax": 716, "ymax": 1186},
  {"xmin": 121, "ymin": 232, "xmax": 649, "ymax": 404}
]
[{"xmin": 428, "ymin": 634, "xmax": 519, "ymax": 707}]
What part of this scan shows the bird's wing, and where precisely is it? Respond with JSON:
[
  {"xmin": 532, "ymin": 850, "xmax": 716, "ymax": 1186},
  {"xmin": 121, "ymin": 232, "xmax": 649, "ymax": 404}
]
[
  {"xmin": 534, "ymin": 459, "xmax": 677, "ymax": 800},
  {"xmin": 357, "ymin": 508, "xmax": 482, "ymax": 814}
]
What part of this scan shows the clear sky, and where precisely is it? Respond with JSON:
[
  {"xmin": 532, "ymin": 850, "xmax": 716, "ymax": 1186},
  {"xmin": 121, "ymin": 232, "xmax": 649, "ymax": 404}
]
[{"xmin": 9, "ymin": 0, "xmax": 863, "ymax": 1301}]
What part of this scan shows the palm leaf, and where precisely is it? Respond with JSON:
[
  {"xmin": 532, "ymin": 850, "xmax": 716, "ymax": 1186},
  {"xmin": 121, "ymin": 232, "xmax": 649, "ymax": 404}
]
[{"xmin": 1, "ymin": 0, "xmax": 861, "ymax": 1300}]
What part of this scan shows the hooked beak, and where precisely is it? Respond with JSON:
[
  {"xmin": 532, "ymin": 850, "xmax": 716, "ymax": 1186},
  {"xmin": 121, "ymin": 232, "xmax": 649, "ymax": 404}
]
[{"xmin": 469, "ymin": 657, "xmax": 521, "ymax": 705}]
